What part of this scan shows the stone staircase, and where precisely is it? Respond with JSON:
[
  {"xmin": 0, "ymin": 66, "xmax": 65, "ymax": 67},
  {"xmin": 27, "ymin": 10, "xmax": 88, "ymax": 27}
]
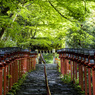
[
  {"xmin": 16, "ymin": 64, "xmax": 47, "ymax": 95},
  {"xmin": 15, "ymin": 64, "xmax": 82, "ymax": 95},
  {"xmin": 46, "ymin": 64, "xmax": 82, "ymax": 95}
]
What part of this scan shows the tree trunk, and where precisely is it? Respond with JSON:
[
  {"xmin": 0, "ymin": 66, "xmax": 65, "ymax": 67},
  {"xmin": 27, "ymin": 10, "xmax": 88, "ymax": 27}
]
[{"xmin": 0, "ymin": 28, "xmax": 5, "ymax": 39}]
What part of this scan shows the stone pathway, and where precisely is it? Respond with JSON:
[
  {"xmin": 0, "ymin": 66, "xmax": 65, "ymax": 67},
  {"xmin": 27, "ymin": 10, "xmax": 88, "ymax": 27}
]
[
  {"xmin": 46, "ymin": 64, "xmax": 82, "ymax": 95},
  {"xmin": 16, "ymin": 64, "xmax": 47, "ymax": 95},
  {"xmin": 16, "ymin": 64, "xmax": 82, "ymax": 95}
]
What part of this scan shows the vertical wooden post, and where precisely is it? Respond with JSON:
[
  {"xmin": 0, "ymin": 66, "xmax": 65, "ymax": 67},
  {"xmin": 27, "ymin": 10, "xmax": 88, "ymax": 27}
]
[
  {"xmin": 28, "ymin": 58, "xmax": 29, "ymax": 71},
  {"xmin": 81, "ymin": 65, "xmax": 84, "ymax": 91},
  {"xmin": 15, "ymin": 59, "xmax": 17, "ymax": 83},
  {"xmin": 61, "ymin": 58, "xmax": 64, "ymax": 75},
  {"xmin": 31, "ymin": 58, "xmax": 33, "ymax": 70},
  {"xmin": 63, "ymin": 58, "xmax": 65, "ymax": 75},
  {"xmin": 34, "ymin": 56, "xmax": 37, "ymax": 69},
  {"xmin": 29, "ymin": 58, "xmax": 30, "ymax": 71},
  {"xmin": 30, "ymin": 58, "xmax": 31, "ymax": 70},
  {"xmin": 31, "ymin": 58, "xmax": 32, "ymax": 70},
  {"xmin": 19, "ymin": 60, "xmax": 21, "ymax": 78},
  {"xmin": 12, "ymin": 61, "xmax": 15, "ymax": 85},
  {"xmin": 4, "ymin": 66, "xmax": 7, "ymax": 95},
  {"xmin": 27, "ymin": 58, "xmax": 28, "ymax": 72},
  {"xmin": 79, "ymin": 64, "xmax": 81, "ymax": 86},
  {"xmin": 73, "ymin": 61, "xmax": 75, "ymax": 82},
  {"xmin": 0, "ymin": 67, "xmax": 3, "ymax": 95},
  {"xmin": 84, "ymin": 66, "xmax": 87, "ymax": 95},
  {"xmin": 60, "ymin": 57, "xmax": 63, "ymax": 74},
  {"xmin": 16, "ymin": 60, "xmax": 18, "ymax": 82},
  {"xmin": 11, "ymin": 63, "xmax": 13, "ymax": 86},
  {"xmin": 6, "ymin": 66, "xmax": 9, "ymax": 93},
  {"xmin": 32, "ymin": 58, "xmax": 34, "ymax": 70},
  {"xmin": 23, "ymin": 56, "xmax": 28, "ymax": 73},
  {"xmin": 30, "ymin": 58, "xmax": 32, "ymax": 70},
  {"xmin": 75, "ymin": 62, "xmax": 77, "ymax": 80},
  {"xmin": 64, "ymin": 59, "xmax": 66, "ymax": 75},
  {"xmin": 17, "ymin": 60, "xmax": 18, "ymax": 81},
  {"xmin": 28, "ymin": 58, "xmax": 29, "ymax": 72},
  {"xmin": 20, "ymin": 59, "xmax": 22, "ymax": 77},
  {"xmin": 9, "ymin": 63, "xmax": 12, "ymax": 90},
  {"xmin": 66, "ymin": 59, "xmax": 69, "ymax": 74},
  {"xmin": 14, "ymin": 61, "xmax": 16, "ymax": 83},
  {"xmin": 70, "ymin": 61, "xmax": 73, "ymax": 81},
  {"xmin": 29, "ymin": 58, "xmax": 31, "ymax": 71},
  {"xmin": 88, "ymin": 68, "xmax": 91, "ymax": 95},
  {"xmin": 12, "ymin": 62, "xmax": 14, "ymax": 85},
  {"xmin": 92, "ymin": 69, "xmax": 95, "ymax": 95},
  {"xmin": 21, "ymin": 59, "xmax": 23, "ymax": 76}
]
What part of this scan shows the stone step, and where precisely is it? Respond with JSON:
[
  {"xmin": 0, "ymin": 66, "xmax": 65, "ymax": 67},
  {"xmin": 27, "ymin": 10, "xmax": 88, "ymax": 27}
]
[
  {"xmin": 16, "ymin": 91, "xmax": 47, "ymax": 95},
  {"xmin": 15, "ymin": 64, "xmax": 47, "ymax": 95},
  {"xmin": 15, "ymin": 64, "xmax": 82, "ymax": 95}
]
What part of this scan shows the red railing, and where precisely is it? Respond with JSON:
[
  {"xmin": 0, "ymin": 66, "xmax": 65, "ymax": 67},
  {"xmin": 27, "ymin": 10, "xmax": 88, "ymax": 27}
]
[
  {"xmin": 0, "ymin": 47, "xmax": 37, "ymax": 95},
  {"xmin": 57, "ymin": 48, "xmax": 95, "ymax": 95}
]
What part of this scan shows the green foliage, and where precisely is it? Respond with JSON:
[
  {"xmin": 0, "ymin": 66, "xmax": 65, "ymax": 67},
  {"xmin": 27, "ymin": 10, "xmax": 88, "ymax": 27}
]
[
  {"xmin": 6, "ymin": 74, "xmax": 12, "ymax": 79},
  {"xmin": 0, "ymin": 0, "xmax": 95, "ymax": 48},
  {"xmin": 7, "ymin": 72, "xmax": 28, "ymax": 95},
  {"xmin": 61, "ymin": 74, "xmax": 84, "ymax": 94},
  {"xmin": 56, "ymin": 0, "xmax": 90, "ymax": 21},
  {"xmin": 43, "ymin": 53, "xmax": 53, "ymax": 63},
  {"xmin": 43, "ymin": 52, "xmax": 60, "ymax": 64},
  {"xmin": 62, "ymin": 74, "xmax": 72, "ymax": 83},
  {"xmin": 66, "ymin": 21, "xmax": 95, "ymax": 48}
]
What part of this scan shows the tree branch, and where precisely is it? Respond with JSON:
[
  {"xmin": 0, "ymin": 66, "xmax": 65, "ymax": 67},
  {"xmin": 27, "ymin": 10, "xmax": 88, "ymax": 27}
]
[
  {"xmin": 0, "ymin": 27, "xmax": 5, "ymax": 38},
  {"xmin": 48, "ymin": 0, "xmax": 75, "ymax": 22},
  {"xmin": 0, "ymin": 2, "xmax": 32, "ymax": 39},
  {"xmin": 84, "ymin": 0, "xmax": 86, "ymax": 14},
  {"xmin": 32, "ymin": 25, "xmax": 37, "ymax": 38}
]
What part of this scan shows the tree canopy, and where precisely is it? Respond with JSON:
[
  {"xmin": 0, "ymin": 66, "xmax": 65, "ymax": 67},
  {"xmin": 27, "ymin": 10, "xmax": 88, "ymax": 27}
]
[{"xmin": 0, "ymin": 0, "xmax": 95, "ymax": 49}]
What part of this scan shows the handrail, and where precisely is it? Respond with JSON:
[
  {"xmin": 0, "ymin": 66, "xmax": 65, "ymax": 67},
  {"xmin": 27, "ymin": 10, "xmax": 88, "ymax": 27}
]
[
  {"xmin": 57, "ymin": 48, "xmax": 95, "ymax": 95},
  {"xmin": 41, "ymin": 53, "xmax": 51, "ymax": 95},
  {"xmin": 0, "ymin": 47, "xmax": 37, "ymax": 95}
]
